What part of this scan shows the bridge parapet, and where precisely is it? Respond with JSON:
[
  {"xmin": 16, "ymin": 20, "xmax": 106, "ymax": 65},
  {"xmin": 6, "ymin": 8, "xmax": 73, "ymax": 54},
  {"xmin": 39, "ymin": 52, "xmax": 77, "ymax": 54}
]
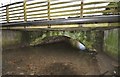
[{"xmin": 0, "ymin": 0, "xmax": 120, "ymax": 29}]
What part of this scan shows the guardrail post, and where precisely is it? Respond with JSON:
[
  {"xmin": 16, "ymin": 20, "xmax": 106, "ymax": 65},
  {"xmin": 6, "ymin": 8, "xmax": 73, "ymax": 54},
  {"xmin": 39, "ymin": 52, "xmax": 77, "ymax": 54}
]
[
  {"xmin": 80, "ymin": 0, "xmax": 83, "ymax": 18},
  {"xmin": 48, "ymin": 0, "xmax": 51, "ymax": 20},
  {"xmin": 48, "ymin": 0, "xmax": 51, "ymax": 28},
  {"xmin": 6, "ymin": 5, "xmax": 9, "ymax": 23},
  {"xmin": 80, "ymin": 0, "xmax": 83, "ymax": 27},
  {"xmin": 23, "ymin": 0, "xmax": 27, "ymax": 22}
]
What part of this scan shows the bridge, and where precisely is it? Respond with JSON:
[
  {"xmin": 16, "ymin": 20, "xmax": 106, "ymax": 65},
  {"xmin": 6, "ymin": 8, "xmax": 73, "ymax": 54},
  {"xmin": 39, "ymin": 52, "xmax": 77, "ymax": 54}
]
[
  {"xmin": 1, "ymin": 0, "xmax": 120, "ymax": 75},
  {"xmin": 0, "ymin": 0, "xmax": 120, "ymax": 30}
]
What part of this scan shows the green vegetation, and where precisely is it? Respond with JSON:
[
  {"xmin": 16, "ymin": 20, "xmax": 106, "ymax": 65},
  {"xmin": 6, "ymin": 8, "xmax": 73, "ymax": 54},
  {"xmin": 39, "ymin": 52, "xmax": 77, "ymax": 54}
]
[
  {"xmin": 103, "ymin": 1, "xmax": 120, "ymax": 15},
  {"xmin": 29, "ymin": 30, "xmax": 98, "ymax": 50}
]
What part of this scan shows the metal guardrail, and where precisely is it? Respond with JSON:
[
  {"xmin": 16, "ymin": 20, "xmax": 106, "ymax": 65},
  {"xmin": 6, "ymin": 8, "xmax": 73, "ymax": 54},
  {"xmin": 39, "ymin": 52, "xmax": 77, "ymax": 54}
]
[
  {"xmin": 2, "ymin": 15, "xmax": 120, "ymax": 27},
  {"xmin": 0, "ymin": 0, "xmax": 119, "ymax": 24}
]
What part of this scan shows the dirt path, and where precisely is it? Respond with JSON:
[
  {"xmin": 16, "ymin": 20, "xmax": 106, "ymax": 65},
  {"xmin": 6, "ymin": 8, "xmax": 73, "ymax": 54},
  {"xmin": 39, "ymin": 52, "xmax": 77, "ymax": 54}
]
[{"xmin": 2, "ymin": 42, "xmax": 118, "ymax": 75}]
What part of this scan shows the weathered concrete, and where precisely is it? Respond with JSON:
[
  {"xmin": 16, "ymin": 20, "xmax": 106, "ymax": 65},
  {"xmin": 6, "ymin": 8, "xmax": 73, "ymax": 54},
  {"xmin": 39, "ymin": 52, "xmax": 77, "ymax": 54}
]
[
  {"xmin": 2, "ymin": 30, "xmax": 44, "ymax": 50},
  {"xmin": 104, "ymin": 28, "xmax": 119, "ymax": 60},
  {"xmin": 0, "ymin": 30, "xmax": 2, "ymax": 76},
  {"xmin": 2, "ymin": 30, "xmax": 22, "ymax": 49}
]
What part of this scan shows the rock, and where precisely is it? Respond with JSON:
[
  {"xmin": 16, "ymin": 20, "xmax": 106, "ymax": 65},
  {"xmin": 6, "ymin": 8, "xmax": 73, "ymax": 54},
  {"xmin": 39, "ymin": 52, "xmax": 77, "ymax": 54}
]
[
  {"xmin": 19, "ymin": 72, "xmax": 24, "ymax": 75},
  {"xmin": 17, "ymin": 67, "xmax": 21, "ymax": 69}
]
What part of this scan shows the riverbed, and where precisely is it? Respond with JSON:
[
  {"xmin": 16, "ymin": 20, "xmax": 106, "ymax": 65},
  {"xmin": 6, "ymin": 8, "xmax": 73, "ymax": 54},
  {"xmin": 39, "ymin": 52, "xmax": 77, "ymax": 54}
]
[{"xmin": 2, "ymin": 41, "xmax": 118, "ymax": 75}]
